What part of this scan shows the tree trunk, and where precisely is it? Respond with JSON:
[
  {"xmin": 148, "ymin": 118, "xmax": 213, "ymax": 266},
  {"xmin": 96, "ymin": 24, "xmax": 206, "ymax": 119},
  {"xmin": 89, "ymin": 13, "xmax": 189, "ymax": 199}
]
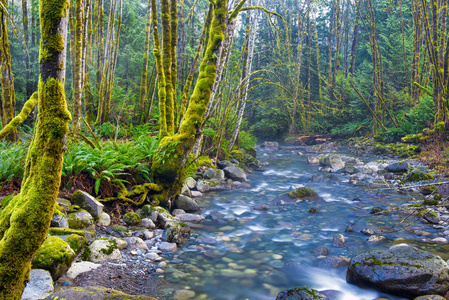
[
  {"xmin": 0, "ymin": 0, "xmax": 71, "ymax": 297},
  {"xmin": 0, "ymin": 0, "xmax": 16, "ymax": 142},
  {"xmin": 72, "ymin": 0, "xmax": 85, "ymax": 133},
  {"xmin": 139, "ymin": 0, "xmax": 151, "ymax": 124}
]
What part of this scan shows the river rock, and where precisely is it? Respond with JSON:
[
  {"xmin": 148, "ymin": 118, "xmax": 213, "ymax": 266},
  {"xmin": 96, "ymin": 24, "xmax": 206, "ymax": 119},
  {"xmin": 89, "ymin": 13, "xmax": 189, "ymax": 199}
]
[
  {"xmin": 124, "ymin": 237, "xmax": 149, "ymax": 251},
  {"xmin": 175, "ymin": 213, "xmax": 205, "ymax": 224},
  {"xmin": 89, "ymin": 239, "xmax": 121, "ymax": 263},
  {"xmin": 142, "ymin": 218, "xmax": 156, "ymax": 229},
  {"xmin": 191, "ymin": 191, "xmax": 203, "ymax": 198},
  {"xmin": 217, "ymin": 160, "xmax": 234, "ymax": 169},
  {"xmin": 261, "ymin": 141, "xmax": 280, "ymax": 150},
  {"xmin": 174, "ymin": 289, "xmax": 196, "ymax": 300},
  {"xmin": 21, "ymin": 269, "xmax": 54, "ymax": 300},
  {"xmin": 172, "ymin": 209, "xmax": 186, "ymax": 216},
  {"xmin": 175, "ymin": 195, "xmax": 200, "ymax": 212},
  {"xmin": 196, "ymin": 180, "xmax": 210, "ymax": 193},
  {"xmin": 56, "ymin": 198, "xmax": 71, "ymax": 212},
  {"xmin": 346, "ymin": 244, "xmax": 449, "ymax": 298},
  {"xmin": 276, "ymin": 286, "xmax": 328, "ymax": 300},
  {"xmin": 185, "ymin": 177, "xmax": 197, "ymax": 189},
  {"xmin": 67, "ymin": 210, "xmax": 95, "ymax": 231},
  {"xmin": 367, "ymin": 235, "xmax": 386, "ymax": 243},
  {"xmin": 109, "ymin": 237, "xmax": 128, "ymax": 250},
  {"xmin": 98, "ymin": 212, "xmax": 111, "ymax": 226},
  {"xmin": 310, "ymin": 246, "xmax": 329, "ymax": 256},
  {"xmin": 71, "ymin": 190, "xmax": 104, "ymax": 217},
  {"xmin": 273, "ymin": 187, "xmax": 319, "ymax": 203},
  {"xmin": 66, "ymin": 261, "xmax": 102, "ymax": 279},
  {"xmin": 385, "ymin": 161, "xmax": 410, "ymax": 173},
  {"xmin": 32, "ymin": 236, "xmax": 77, "ymax": 280},
  {"xmin": 205, "ymin": 168, "xmax": 225, "ymax": 181},
  {"xmin": 319, "ymin": 155, "xmax": 345, "ymax": 170},
  {"xmin": 307, "ymin": 156, "xmax": 319, "ymax": 164},
  {"xmin": 51, "ymin": 213, "xmax": 69, "ymax": 228},
  {"xmin": 159, "ymin": 242, "xmax": 177, "ymax": 252},
  {"xmin": 164, "ymin": 223, "xmax": 191, "ymax": 244},
  {"xmin": 223, "ymin": 166, "xmax": 247, "ymax": 182},
  {"xmin": 253, "ymin": 204, "xmax": 269, "ymax": 211},
  {"xmin": 332, "ymin": 234, "xmax": 345, "ymax": 247}
]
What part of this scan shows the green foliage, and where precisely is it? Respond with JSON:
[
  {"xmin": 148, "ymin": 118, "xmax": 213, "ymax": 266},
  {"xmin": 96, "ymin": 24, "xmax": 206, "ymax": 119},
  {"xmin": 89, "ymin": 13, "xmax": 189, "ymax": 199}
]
[
  {"xmin": 238, "ymin": 130, "xmax": 256, "ymax": 150},
  {"xmin": 330, "ymin": 120, "xmax": 371, "ymax": 137},
  {"xmin": 0, "ymin": 141, "xmax": 28, "ymax": 184},
  {"xmin": 250, "ymin": 107, "xmax": 289, "ymax": 138}
]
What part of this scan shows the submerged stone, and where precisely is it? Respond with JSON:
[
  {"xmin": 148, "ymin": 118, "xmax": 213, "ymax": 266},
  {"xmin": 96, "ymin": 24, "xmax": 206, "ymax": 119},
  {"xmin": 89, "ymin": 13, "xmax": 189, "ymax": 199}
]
[{"xmin": 276, "ymin": 286, "xmax": 328, "ymax": 300}]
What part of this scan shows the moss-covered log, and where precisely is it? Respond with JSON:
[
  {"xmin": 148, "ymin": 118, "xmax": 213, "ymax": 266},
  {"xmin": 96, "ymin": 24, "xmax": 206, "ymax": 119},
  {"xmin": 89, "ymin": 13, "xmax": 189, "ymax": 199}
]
[
  {"xmin": 0, "ymin": 92, "xmax": 38, "ymax": 141},
  {"xmin": 0, "ymin": 0, "xmax": 71, "ymax": 297}
]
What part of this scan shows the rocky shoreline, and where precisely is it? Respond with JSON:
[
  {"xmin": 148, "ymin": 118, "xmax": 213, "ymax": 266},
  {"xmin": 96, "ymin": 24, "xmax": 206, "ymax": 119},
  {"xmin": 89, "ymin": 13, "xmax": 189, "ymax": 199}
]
[{"xmin": 20, "ymin": 138, "xmax": 449, "ymax": 300}]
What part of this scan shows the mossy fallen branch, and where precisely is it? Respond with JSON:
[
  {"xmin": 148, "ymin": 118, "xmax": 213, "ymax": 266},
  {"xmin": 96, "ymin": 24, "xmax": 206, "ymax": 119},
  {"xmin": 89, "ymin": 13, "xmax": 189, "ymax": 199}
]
[
  {"xmin": 101, "ymin": 183, "xmax": 163, "ymax": 206},
  {"xmin": 0, "ymin": 92, "xmax": 37, "ymax": 140}
]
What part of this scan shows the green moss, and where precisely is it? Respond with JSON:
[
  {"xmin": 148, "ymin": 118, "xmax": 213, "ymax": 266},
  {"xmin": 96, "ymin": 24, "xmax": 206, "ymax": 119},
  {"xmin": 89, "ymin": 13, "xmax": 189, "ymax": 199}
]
[
  {"xmin": 423, "ymin": 198, "xmax": 439, "ymax": 206},
  {"xmin": 231, "ymin": 150, "xmax": 245, "ymax": 161},
  {"xmin": 99, "ymin": 239, "xmax": 117, "ymax": 255},
  {"xmin": 123, "ymin": 212, "xmax": 142, "ymax": 226},
  {"xmin": 434, "ymin": 194, "xmax": 443, "ymax": 201},
  {"xmin": 32, "ymin": 236, "xmax": 76, "ymax": 279},
  {"xmin": 65, "ymin": 234, "xmax": 86, "ymax": 254},
  {"xmin": 285, "ymin": 187, "xmax": 318, "ymax": 200},
  {"xmin": 81, "ymin": 245, "xmax": 91, "ymax": 261},
  {"xmin": 403, "ymin": 171, "xmax": 434, "ymax": 183},
  {"xmin": 109, "ymin": 224, "xmax": 129, "ymax": 234},
  {"xmin": 420, "ymin": 185, "xmax": 436, "ymax": 195},
  {"xmin": 374, "ymin": 143, "xmax": 420, "ymax": 158}
]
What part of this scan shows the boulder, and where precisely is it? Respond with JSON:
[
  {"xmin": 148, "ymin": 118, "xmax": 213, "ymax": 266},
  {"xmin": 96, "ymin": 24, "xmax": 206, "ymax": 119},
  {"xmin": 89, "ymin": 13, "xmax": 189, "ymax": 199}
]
[
  {"xmin": 140, "ymin": 205, "xmax": 158, "ymax": 222},
  {"xmin": 123, "ymin": 212, "xmax": 142, "ymax": 226},
  {"xmin": 185, "ymin": 177, "xmax": 197, "ymax": 189},
  {"xmin": 71, "ymin": 190, "xmax": 104, "ymax": 217},
  {"xmin": 48, "ymin": 227, "xmax": 96, "ymax": 243},
  {"xmin": 43, "ymin": 286, "xmax": 156, "ymax": 300},
  {"xmin": 164, "ymin": 223, "xmax": 191, "ymax": 244},
  {"xmin": 332, "ymin": 234, "xmax": 345, "ymax": 247},
  {"xmin": 385, "ymin": 161, "xmax": 410, "ymax": 173},
  {"xmin": 196, "ymin": 180, "xmax": 210, "ymax": 193},
  {"xmin": 223, "ymin": 166, "xmax": 247, "ymax": 182},
  {"xmin": 67, "ymin": 210, "xmax": 95, "ymax": 231},
  {"xmin": 346, "ymin": 244, "xmax": 449, "ymax": 298},
  {"xmin": 89, "ymin": 239, "xmax": 121, "ymax": 263},
  {"xmin": 64, "ymin": 234, "xmax": 87, "ymax": 254},
  {"xmin": 217, "ymin": 160, "xmax": 234, "ymax": 169},
  {"xmin": 273, "ymin": 187, "xmax": 319, "ymax": 203},
  {"xmin": 32, "ymin": 236, "xmax": 77, "ymax": 280},
  {"xmin": 175, "ymin": 213, "xmax": 205, "ymax": 224},
  {"xmin": 51, "ymin": 213, "xmax": 68, "ymax": 228},
  {"xmin": 175, "ymin": 195, "xmax": 200, "ymax": 212},
  {"xmin": 141, "ymin": 218, "xmax": 156, "ymax": 229},
  {"xmin": 276, "ymin": 286, "xmax": 328, "ymax": 300},
  {"xmin": 56, "ymin": 198, "xmax": 71, "ymax": 212},
  {"xmin": 261, "ymin": 141, "xmax": 280, "ymax": 150},
  {"xmin": 413, "ymin": 296, "xmax": 446, "ymax": 300},
  {"xmin": 21, "ymin": 269, "xmax": 54, "ymax": 300},
  {"xmin": 319, "ymin": 155, "xmax": 344, "ymax": 170},
  {"xmin": 307, "ymin": 156, "xmax": 319, "ymax": 164},
  {"xmin": 205, "ymin": 168, "xmax": 225, "ymax": 181},
  {"xmin": 242, "ymin": 153, "xmax": 262, "ymax": 170},
  {"xmin": 191, "ymin": 191, "xmax": 203, "ymax": 198},
  {"xmin": 66, "ymin": 261, "xmax": 101, "ymax": 279},
  {"xmin": 159, "ymin": 242, "xmax": 178, "ymax": 252},
  {"xmin": 98, "ymin": 212, "xmax": 111, "ymax": 226},
  {"xmin": 124, "ymin": 237, "xmax": 149, "ymax": 251}
]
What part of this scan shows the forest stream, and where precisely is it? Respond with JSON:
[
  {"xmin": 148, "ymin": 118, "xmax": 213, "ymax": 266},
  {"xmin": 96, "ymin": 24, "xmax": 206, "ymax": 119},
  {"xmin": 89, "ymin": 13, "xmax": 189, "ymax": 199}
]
[{"xmin": 156, "ymin": 145, "xmax": 449, "ymax": 300}]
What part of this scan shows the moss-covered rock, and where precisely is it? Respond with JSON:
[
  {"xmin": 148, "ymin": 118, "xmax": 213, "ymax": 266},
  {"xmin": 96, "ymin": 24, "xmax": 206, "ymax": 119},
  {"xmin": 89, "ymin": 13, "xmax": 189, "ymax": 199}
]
[
  {"xmin": 276, "ymin": 286, "xmax": 328, "ymax": 300},
  {"xmin": 274, "ymin": 187, "xmax": 319, "ymax": 203},
  {"xmin": 89, "ymin": 239, "xmax": 121, "ymax": 263},
  {"xmin": 48, "ymin": 227, "xmax": 96, "ymax": 243},
  {"xmin": 374, "ymin": 143, "xmax": 420, "ymax": 158},
  {"xmin": 420, "ymin": 185, "xmax": 437, "ymax": 195},
  {"xmin": 123, "ymin": 212, "xmax": 142, "ymax": 226},
  {"xmin": 423, "ymin": 198, "xmax": 439, "ymax": 206},
  {"xmin": 32, "ymin": 236, "xmax": 77, "ymax": 280},
  {"xmin": 43, "ymin": 286, "xmax": 157, "ymax": 300},
  {"xmin": 67, "ymin": 209, "xmax": 95, "ymax": 230},
  {"xmin": 231, "ymin": 150, "xmax": 245, "ymax": 161},
  {"xmin": 65, "ymin": 234, "xmax": 86, "ymax": 254},
  {"xmin": 403, "ymin": 171, "xmax": 434, "ymax": 183}
]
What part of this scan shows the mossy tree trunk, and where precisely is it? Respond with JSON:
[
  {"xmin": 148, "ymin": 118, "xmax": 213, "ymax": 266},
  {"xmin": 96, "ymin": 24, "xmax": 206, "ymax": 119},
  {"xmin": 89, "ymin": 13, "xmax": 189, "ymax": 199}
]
[
  {"xmin": 72, "ymin": 0, "xmax": 85, "ymax": 133},
  {"xmin": 0, "ymin": 0, "xmax": 17, "ymax": 141},
  {"xmin": 0, "ymin": 0, "xmax": 71, "ymax": 297},
  {"xmin": 139, "ymin": 0, "xmax": 151, "ymax": 125},
  {"xmin": 151, "ymin": 0, "xmax": 235, "ymax": 204}
]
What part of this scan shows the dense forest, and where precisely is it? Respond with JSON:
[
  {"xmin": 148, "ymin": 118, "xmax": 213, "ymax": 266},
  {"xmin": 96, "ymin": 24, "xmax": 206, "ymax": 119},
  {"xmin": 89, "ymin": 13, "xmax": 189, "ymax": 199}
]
[{"xmin": 0, "ymin": 0, "xmax": 448, "ymax": 298}]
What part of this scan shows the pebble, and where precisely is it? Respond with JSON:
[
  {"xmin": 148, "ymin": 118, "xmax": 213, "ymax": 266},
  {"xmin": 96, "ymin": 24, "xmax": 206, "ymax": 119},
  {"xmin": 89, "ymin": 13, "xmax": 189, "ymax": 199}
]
[
  {"xmin": 156, "ymin": 268, "xmax": 165, "ymax": 273},
  {"xmin": 431, "ymin": 237, "xmax": 448, "ymax": 244},
  {"xmin": 174, "ymin": 289, "xmax": 196, "ymax": 300},
  {"xmin": 130, "ymin": 250, "xmax": 138, "ymax": 255},
  {"xmin": 158, "ymin": 262, "xmax": 167, "ymax": 268}
]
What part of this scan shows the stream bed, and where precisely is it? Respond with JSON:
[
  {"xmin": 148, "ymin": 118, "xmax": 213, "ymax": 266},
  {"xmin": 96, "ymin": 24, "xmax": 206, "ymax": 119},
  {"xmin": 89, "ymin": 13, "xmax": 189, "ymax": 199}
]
[{"xmin": 160, "ymin": 147, "xmax": 448, "ymax": 300}]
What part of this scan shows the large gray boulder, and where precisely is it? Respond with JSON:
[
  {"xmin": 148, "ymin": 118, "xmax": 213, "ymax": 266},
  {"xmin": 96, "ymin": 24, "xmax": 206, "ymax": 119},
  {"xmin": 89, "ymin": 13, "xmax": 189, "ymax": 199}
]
[
  {"xmin": 385, "ymin": 161, "xmax": 410, "ymax": 173},
  {"xmin": 346, "ymin": 244, "xmax": 449, "ymax": 298},
  {"xmin": 223, "ymin": 166, "xmax": 247, "ymax": 182},
  {"xmin": 175, "ymin": 195, "xmax": 200, "ymax": 212},
  {"xmin": 319, "ymin": 155, "xmax": 344, "ymax": 170}
]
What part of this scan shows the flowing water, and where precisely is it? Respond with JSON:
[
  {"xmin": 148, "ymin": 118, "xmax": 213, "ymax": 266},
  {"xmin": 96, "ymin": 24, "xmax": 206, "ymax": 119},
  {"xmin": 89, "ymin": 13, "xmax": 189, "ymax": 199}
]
[{"xmin": 161, "ymin": 148, "xmax": 447, "ymax": 300}]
